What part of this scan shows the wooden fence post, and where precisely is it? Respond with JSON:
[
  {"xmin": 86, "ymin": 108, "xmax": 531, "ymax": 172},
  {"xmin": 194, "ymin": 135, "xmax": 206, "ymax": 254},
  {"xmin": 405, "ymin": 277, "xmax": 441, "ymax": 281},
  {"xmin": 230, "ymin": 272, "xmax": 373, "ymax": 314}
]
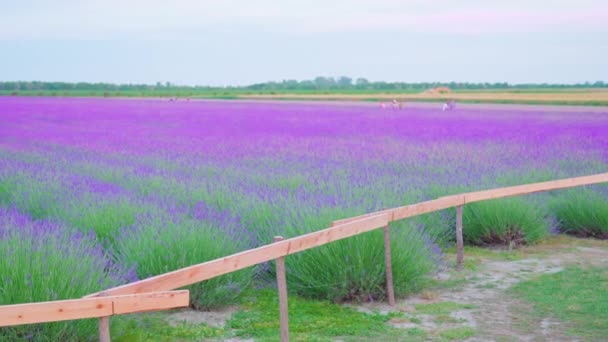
[
  {"xmin": 383, "ymin": 225, "xmax": 396, "ymax": 306},
  {"xmin": 98, "ymin": 292, "xmax": 110, "ymax": 342},
  {"xmin": 456, "ymin": 205, "xmax": 464, "ymax": 270},
  {"xmin": 274, "ymin": 236, "xmax": 289, "ymax": 342}
]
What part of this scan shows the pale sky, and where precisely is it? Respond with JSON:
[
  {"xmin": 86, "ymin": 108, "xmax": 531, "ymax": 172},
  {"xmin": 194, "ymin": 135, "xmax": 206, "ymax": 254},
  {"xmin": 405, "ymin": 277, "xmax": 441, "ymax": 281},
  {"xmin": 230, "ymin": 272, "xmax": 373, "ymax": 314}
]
[{"xmin": 1, "ymin": 0, "xmax": 607, "ymax": 85}]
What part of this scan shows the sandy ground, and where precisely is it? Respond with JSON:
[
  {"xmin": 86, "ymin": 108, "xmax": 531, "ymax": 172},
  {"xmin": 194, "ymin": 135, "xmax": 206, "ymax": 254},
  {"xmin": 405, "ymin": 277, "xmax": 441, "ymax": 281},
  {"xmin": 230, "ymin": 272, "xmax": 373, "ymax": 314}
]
[{"xmin": 357, "ymin": 243, "xmax": 608, "ymax": 341}]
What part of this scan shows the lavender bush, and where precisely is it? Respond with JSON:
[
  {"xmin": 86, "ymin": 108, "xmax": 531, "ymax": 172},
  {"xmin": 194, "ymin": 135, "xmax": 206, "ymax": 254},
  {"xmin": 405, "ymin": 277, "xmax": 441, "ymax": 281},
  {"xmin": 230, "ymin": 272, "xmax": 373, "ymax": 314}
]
[
  {"xmin": 0, "ymin": 207, "xmax": 131, "ymax": 341},
  {"xmin": 0, "ymin": 97, "xmax": 606, "ymax": 319},
  {"xmin": 115, "ymin": 210, "xmax": 254, "ymax": 309},
  {"xmin": 281, "ymin": 221, "xmax": 440, "ymax": 302},
  {"xmin": 462, "ymin": 198, "xmax": 548, "ymax": 247},
  {"xmin": 551, "ymin": 188, "xmax": 608, "ymax": 239}
]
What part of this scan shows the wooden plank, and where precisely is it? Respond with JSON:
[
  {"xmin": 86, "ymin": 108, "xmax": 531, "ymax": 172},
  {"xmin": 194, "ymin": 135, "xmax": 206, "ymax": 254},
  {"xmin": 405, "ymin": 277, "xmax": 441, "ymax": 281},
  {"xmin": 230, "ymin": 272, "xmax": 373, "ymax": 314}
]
[
  {"xmin": 331, "ymin": 209, "xmax": 392, "ymax": 226},
  {"xmin": 0, "ymin": 291, "xmax": 189, "ymax": 327},
  {"xmin": 391, "ymin": 195, "xmax": 466, "ymax": 221},
  {"xmin": 0, "ymin": 297, "xmax": 113, "ymax": 327},
  {"xmin": 463, "ymin": 173, "xmax": 608, "ymax": 204},
  {"xmin": 383, "ymin": 225, "xmax": 395, "ymax": 306},
  {"xmin": 332, "ymin": 195, "xmax": 466, "ymax": 226},
  {"xmin": 456, "ymin": 205, "xmax": 464, "ymax": 270},
  {"xmin": 99, "ymin": 316, "xmax": 110, "ymax": 342},
  {"xmin": 112, "ymin": 290, "xmax": 189, "ymax": 315},
  {"xmin": 274, "ymin": 236, "xmax": 290, "ymax": 342},
  {"xmin": 98, "ymin": 292, "xmax": 111, "ymax": 342},
  {"xmin": 333, "ymin": 173, "xmax": 608, "ymax": 227},
  {"xmin": 87, "ymin": 213, "xmax": 390, "ymax": 297}
]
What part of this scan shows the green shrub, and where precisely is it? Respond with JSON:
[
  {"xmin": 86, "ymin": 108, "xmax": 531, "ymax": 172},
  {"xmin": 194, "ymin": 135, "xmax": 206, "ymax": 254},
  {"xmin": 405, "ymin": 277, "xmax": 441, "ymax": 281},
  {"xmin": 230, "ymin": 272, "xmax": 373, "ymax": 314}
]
[
  {"xmin": 463, "ymin": 198, "xmax": 548, "ymax": 247},
  {"xmin": 551, "ymin": 189, "xmax": 608, "ymax": 239},
  {"xmin": 115, "ymin": 214, "xmax": 254, "ymax": 309},
  {"xmin": 0, "ymin": 207, "xmax": 129, "ymax": 341},
  {"xmin": 62, "ymin": 197, "xmax": 139, "ymax": 244},
  {"xmin": 0, "ymin": 174, "xmax": 62, "ymax": 220},
  {"xmin": 0, "ymin": 171, "xmax": 140, "ymax": 245},
  {"xmin": 280, "ymin": 220, "xmax": 439, "ymax": 302}
]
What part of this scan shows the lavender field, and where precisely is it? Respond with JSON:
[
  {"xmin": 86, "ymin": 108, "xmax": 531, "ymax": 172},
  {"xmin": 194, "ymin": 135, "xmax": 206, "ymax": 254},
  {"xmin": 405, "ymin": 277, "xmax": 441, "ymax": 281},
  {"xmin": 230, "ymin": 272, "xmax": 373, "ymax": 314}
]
[{"xmin": 1, "ymin": 97, "xmax": 607, "ymax": 340}]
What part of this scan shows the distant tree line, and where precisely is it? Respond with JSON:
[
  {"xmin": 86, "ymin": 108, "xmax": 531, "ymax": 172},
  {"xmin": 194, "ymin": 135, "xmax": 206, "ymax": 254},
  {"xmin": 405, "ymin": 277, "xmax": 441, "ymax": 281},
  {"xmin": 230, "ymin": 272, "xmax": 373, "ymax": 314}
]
[
  {"xmin": 1, "ymin": 78, "xmax": 606, "ymax": 92},
  {"xmin": 245, "ymin": 77, "xmax": 607, "ymax": 91},
  {"xmin": 0, "ymin": 81, "xmax": 214, "ymax": 92}
]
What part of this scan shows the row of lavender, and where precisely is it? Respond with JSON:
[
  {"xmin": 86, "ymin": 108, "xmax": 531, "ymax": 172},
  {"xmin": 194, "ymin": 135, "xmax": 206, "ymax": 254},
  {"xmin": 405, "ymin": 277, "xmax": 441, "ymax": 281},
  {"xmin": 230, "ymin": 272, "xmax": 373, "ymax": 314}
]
[{"xmin": 1, "ymin": 97, "xmax": 607, "ymax": 340}]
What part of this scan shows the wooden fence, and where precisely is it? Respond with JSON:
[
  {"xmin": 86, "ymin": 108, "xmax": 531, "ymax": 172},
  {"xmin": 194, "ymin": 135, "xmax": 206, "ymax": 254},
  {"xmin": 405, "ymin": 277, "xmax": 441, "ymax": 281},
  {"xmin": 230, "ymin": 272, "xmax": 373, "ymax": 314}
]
[{"xmin": 1, "ymin": 172, "xmax": 607, "ymax": 341}]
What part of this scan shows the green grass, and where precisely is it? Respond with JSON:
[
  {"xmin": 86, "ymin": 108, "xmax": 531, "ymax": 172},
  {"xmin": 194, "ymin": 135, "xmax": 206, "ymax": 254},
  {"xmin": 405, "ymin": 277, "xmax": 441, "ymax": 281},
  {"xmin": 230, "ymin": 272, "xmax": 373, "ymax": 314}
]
[
  {"xmin": 113, "ymin": 313, "xmax": 224, "ymax": 341},
  {"xmin": 414, "ymin": 302, "xmax": 476, "ymax": 315},
  {"xmin": 226, "ymin": 289, "xmax": 409, "ymax": 341},
  {"xmin": 445, "ymin": 245, "xmax": 524, "ymax": 261},
  {"xmin": 439, "ymin": 327, "xmax": 475, "ymax": 340},
  {"xmin": 511, "ymin": 266, "xmax": 608, "ymax": 341}
]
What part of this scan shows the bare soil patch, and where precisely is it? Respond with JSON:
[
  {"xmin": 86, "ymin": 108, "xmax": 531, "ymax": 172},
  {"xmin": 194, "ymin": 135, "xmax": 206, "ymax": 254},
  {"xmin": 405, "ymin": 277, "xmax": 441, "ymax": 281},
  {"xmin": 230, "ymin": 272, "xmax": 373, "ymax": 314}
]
[{"xmin": 356, "ymin": 238, "xmax": 608, "ymax": 341}]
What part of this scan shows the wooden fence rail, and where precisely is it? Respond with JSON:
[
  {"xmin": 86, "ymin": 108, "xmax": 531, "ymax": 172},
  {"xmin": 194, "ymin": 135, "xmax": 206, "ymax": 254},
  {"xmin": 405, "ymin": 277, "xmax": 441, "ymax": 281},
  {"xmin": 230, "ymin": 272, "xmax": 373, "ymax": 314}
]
[
  {"xmin": 1, "ymin": 172, "xmax": 607, "ymax": 341},
  {"xmin": 332, "ymin": 173, "xmax": 608, "ymax": 226},
  {"xmin": 0, "ymin": 291, "xmax": 189, "ymax": 327}
]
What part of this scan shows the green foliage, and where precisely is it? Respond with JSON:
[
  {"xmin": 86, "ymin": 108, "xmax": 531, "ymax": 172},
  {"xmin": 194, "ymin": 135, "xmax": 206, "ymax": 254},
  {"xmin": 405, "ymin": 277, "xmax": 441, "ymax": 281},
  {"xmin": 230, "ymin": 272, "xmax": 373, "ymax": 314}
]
[
  {"xmin": 0, "ymin": 208, "xmax": 126, "ymax": 341},
  {"xmin": 439, "ymin": 327, "xmax": 476, "ymax": 340},
  {"xmin": 115, "ymin": 215, "xmax": 254, "ymax": 309},
  {"xmin": 278, "ymin": 221, "xmax": 438, "ymax": 302},
  {"xmin": 0, "ymin": 175, "xmax": 62, "ymax": 220},
  {"xmin": 61, "ymin": 197, "xmax": 138, "ymax": 244},
  {"xmin": 511, "ymin": 266, "xmax": 608, "ymax": 340},
  {"xmin": 113, "ymin": 313, "xmax": 224, "ymax": 341},
  {"xmin": 2, "ymin": 80, "xmax": 605, "ymax": 95},
  {"xmin": 463, "ymin": 198, "xmax": 548, "ymax": 247},
  {"xmin": 0, "ymin": 171, "xmax": 139, "ymax": 245},
  {"xmin": 226, "ymin": 289, "xmax": 404, "ymax": 341},
  {"xmin": 550, "ymin": 189, "xmax": 608, "ymax": 239}
]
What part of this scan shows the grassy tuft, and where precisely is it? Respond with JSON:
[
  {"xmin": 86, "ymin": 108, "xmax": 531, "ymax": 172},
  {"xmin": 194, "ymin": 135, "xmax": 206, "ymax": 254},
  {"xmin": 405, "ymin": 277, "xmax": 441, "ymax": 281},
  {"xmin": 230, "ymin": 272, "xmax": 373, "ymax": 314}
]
[
  {"xmin": 439, "ymin": 327, "xmax": 476, "ymax": 340},
  {"xmin": 115, "ymin": 214, "xmax": 254, "ymax": 309},
  {"xmin": 62, "ymin": 197, "xmax": 139, "ymax": 245},
  {"xmin": 279, "ymin": 220, "xmax": 439, "ymax": 302},
  {"xmin": 463, "ymin": 198, "xmax": 548, "ymax": 248},
  {"xmin": 550, "ymin": 189, "xmax": 608, "ymax": 239}
]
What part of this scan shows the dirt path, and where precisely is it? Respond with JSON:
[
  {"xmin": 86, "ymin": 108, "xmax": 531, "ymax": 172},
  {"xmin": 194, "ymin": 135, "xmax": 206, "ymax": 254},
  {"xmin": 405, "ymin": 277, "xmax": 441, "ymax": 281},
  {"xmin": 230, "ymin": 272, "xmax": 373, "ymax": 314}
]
[{"xmin": 357, "ymin": 242, "xmax": 608, "ymax": 341}]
